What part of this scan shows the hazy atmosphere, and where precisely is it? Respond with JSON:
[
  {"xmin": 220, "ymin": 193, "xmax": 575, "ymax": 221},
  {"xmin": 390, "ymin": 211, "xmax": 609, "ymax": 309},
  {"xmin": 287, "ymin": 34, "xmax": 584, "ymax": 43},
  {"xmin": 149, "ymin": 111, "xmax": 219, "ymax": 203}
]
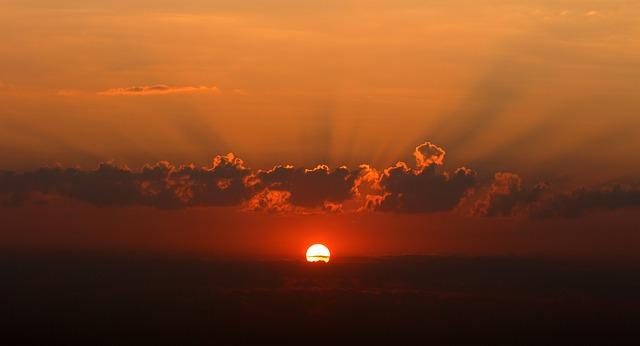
[{"xmin": 1, "ymin": 1, "xmax": 639, "ymax": 343}]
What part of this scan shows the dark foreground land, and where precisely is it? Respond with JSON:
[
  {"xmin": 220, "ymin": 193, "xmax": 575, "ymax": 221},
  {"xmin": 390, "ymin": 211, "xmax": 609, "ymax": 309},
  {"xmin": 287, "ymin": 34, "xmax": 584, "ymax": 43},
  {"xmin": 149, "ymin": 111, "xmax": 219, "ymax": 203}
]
[{"xmin": 2, "ymin": 253, "xmax": 640, "ymax": 344}]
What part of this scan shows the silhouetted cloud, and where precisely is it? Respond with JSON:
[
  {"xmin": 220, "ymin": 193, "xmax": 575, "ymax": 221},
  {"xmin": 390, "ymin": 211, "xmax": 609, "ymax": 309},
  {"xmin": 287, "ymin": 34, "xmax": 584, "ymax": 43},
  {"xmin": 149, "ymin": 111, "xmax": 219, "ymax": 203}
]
[
  {"xmin": 2, "ymin": 142, "xmax": 638, "ymax": 217},
  {"xmin": 414, "ymin": 142, "xmax": 446, "ymax": 168},
  {"xmin": 475, "ymin": 173, "xmax": 640, "ymax": 218},
  {"xmin": 368, "ymin": 142, "xmax": 477, "ymax": 213},
  {"xmin": 98, "ymin": 84, "xmax": 219, "ymax": 96},
  {"xmin": 244, "ymin": 189, "xmax": 294, "ymax": 213},
  {"xmin": 0, "ymin": 153, "xmax": 250, "ymax": 208},
  {"xmin": 474, "ymin": 172, "xmax": 546, "ymax": 217},
  {"xmin": 531, "ymin": 184, "xmax": 640, "ymax": 218},
  {"xmin": 251, "ymin": 165, "xmax": 359, "ymax": 208}
]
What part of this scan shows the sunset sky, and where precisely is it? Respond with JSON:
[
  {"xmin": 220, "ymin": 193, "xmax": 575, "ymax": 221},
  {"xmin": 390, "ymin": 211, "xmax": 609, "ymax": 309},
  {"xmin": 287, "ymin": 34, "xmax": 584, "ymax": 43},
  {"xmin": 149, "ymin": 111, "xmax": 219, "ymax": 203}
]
[{"xmin": 1, "ymin": 0, "xmax": 639, "ymax": 260}]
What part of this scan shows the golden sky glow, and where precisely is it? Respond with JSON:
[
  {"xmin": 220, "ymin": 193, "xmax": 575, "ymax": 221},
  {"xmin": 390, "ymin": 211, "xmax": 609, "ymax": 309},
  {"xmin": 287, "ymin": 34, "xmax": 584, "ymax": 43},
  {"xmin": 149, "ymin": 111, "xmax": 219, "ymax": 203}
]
[{"xmin": 1, "ymin": 0, "xmax": 639, "ymax": 185}]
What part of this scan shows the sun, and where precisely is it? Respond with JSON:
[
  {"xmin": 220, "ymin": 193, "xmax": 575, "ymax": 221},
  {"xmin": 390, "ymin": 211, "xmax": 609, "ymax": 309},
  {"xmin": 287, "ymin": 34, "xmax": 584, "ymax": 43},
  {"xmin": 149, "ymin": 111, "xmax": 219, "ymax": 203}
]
[{"xmin": 306, "ymin": 244, "xmax": 330, "ymax": 263}]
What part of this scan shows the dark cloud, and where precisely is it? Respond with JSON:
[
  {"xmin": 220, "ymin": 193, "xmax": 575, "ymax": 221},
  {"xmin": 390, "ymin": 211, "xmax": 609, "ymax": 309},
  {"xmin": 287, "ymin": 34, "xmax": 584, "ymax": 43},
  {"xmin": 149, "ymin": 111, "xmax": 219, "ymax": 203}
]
[
  {"xmin": 251, "ymin": 165, "xmax": 358, "ymax": 208},
  {"xmin": 370, "ymin": 142, "xmax": 477, "ymax": 213},
  {"xmin": 2, "ymin": 142, "xmax": 638, "ymax": 218},
  {"xmin": 532, "ymin": 184, "xmax": 640, "ymax": 218},
  {"xmin": 0, "ymin": 142, "xmax": 473, "ymax": 213},
  {"xmin": 414, "ymin": 142, "xmax": 446, "ymax": 168},
  {"xmin": 0, "ymin": 153, "xmax": 251, "ymax": 208},
  {"xmin": 475, "ymin": 173, "xmax": 640, "ymax": 218},
  {"xmin": 474, "ymin": 172, "xmax": 546, "ymax": 217},
  {"xmin": 244, "ymin": 189, "xmax": 294, "ymax": 213}
]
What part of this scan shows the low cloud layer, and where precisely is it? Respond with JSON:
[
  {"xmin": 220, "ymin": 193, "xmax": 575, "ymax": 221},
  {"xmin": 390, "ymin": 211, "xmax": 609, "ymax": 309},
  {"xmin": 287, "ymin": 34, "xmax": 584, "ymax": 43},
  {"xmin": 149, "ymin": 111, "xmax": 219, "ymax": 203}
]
[
  {"xmin": 474, "ymin": 172, "xmax": 546, "ymax": 217},
  {"xmin": 1, "ymin": 141, "xmax": 638, "ymax": 218},
  {"xmin": 252, "ymin": 165, "xmax": 358, "ymax": 208},
  {"xmin": 532, "ymin": 185, "xmax": 640, "ymax": 218},
  {"xmin": 368, "ymin": 143, "xmax": 477, "ymax": 213},
  {"xmin": 475, "ymin": 173, "xmax": 640, "ymax": 218},
  {"xmin": 0, "ymin": 154, "xmax": 250, "ymax": 209}
]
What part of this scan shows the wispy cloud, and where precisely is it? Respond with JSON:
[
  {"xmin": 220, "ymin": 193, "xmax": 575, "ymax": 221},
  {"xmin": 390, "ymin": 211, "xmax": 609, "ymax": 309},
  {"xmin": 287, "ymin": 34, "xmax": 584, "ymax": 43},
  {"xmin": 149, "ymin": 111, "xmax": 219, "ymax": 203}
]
[{"xmin": 98, "ymin": 84, "xmax": 219, "ymax": 96}]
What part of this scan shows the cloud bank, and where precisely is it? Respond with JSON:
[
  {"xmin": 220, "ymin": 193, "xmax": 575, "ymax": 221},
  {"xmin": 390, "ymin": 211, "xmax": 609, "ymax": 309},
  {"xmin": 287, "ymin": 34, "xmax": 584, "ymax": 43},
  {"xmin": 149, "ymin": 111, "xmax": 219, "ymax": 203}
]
[
  {"xmin": 531, "ymin": 184, "xmax": 640, "ymax": 218},
  {"xmin": 475, "ymin": 173, "xmax": 640, "ymax": 218},
  {"xmin": 1, "ymin": 141, "xmax": 638, "ymax": 218},
  {"xmin": 0, "ymin": 154, "xmax": 250, "ymax": 209},
  {"xmin": 368, "ymin": 143, "xmax": 477, "ymax": 213},
  {"xmin": 474, "ymin": 172, "xmax": 546, "ymax": 217}
]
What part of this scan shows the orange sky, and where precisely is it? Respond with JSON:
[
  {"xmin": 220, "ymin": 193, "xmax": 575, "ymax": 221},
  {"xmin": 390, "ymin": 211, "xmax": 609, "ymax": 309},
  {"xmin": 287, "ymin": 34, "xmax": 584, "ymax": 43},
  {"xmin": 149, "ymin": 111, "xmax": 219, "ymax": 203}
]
[
  {"xmin": 1, "ymin": 1, "xmax": 639, "ymax": 259},
  {"xmin": 1, "ymin": 205, "xmax": 639, "ymax": 260},
  {"xmin": 2, "ymin": 1, "xmax": 639, "ymax": 179}
]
